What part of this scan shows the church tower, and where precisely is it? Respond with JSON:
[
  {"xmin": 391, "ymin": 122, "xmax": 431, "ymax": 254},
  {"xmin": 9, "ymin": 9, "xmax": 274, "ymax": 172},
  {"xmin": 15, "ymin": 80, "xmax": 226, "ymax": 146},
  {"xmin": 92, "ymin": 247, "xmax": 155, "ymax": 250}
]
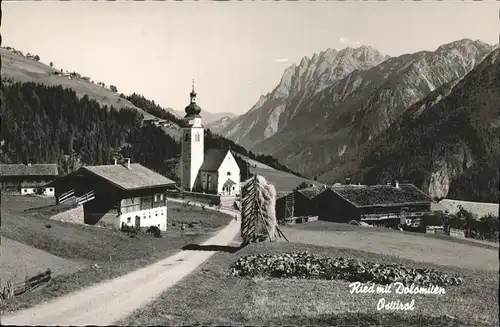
[{"xmin": 180, "ymin": 80, "xmax": 204, "ymax": 191}]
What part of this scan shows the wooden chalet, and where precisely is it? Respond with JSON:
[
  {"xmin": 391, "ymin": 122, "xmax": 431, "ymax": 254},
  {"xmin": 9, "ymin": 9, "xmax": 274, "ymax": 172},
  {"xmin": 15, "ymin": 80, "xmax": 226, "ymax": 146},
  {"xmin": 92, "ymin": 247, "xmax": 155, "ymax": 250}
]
[
  {"xmin": 275, "ymin": 186, "xmax": 325, "ymax": 222},
  {"xmin": 48, "ymin": 160, "xmax": 176, "ymax": 230},
  {"xmin": 316, "ymin": 182, "xmax": 434, "ymax": 226},
  {"xmin": 0, "ymin": 163, "xmax": 58, "ymax": 196}
]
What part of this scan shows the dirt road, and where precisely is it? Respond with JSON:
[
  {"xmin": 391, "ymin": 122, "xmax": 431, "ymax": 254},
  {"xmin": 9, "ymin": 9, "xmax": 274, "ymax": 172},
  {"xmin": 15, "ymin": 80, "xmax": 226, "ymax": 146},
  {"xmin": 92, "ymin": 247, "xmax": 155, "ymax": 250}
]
[{"xmin": 2, "ymin": 208, "xmax": 240, "ymax": 326}]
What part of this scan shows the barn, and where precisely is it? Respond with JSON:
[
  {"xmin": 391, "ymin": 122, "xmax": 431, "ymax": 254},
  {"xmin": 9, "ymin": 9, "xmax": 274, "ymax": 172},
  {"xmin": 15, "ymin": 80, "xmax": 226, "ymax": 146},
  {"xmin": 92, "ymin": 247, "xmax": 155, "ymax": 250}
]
[
  {"xmin": 48, "ymin": 160, "xmax": 176, "ymax": 230},
  {"xmin": 0, "ymin": 163, "xmax": 59, "ymax": 196},
  {"xmin": 316, "ymin": 182, "xmax": 434, "ymax": 226},
  {"xmin": 275, "ymin": 186, "xmax": 325, "ymax": 222}
]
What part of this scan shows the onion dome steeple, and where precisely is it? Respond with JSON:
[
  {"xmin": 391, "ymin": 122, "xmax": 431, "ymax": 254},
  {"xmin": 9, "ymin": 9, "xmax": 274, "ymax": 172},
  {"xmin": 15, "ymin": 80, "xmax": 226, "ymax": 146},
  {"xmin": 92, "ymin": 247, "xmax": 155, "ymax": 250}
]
[{"xmin": 185, "ymin": 78, "xmax": 202, "ymax": 117}]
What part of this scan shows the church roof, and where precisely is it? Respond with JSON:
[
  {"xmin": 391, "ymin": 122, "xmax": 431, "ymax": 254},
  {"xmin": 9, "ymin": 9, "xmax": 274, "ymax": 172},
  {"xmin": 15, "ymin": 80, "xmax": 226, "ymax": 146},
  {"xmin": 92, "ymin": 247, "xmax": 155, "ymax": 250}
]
[
  {"xmin": 199, "ymin": 148, "xmax": 230, "ymax": 172},
  {"xmin": 223, "ymin": 178, "xmax": 237, "ymax": 187},
  {"xmin": 185, "ymin": 103, "xmax": 201, "ymax": 117}
]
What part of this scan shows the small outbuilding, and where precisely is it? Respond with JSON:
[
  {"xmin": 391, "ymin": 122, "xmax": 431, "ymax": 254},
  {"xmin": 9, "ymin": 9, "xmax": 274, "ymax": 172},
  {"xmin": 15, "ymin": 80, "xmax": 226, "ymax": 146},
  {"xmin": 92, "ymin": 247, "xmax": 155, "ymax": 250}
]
[
  {"xmin": 0, "ymin": 163, "xmax": 58, "ymax": 196},
  {"xmin": 275, "ymin": 186, "xmax": 325, "ymax": 221}
]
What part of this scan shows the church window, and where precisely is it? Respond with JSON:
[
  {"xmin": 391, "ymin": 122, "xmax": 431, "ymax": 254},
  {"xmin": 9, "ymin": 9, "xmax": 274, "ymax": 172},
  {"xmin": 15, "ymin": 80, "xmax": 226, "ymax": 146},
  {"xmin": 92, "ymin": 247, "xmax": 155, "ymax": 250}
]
[
  {"xmin": 227, "ymin": 172, "xmax": 231, "ymax": 176},
  {"xmin": 195, "ymin": 133, "xmax": 200, "ymax": 142}
]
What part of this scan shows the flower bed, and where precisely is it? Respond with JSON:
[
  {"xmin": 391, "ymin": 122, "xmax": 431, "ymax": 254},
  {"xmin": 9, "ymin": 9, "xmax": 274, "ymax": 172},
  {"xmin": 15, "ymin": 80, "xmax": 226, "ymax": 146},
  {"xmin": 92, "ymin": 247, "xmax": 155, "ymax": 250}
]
[{"xmin": 231, "ymin": 252, "xmax": 462, "ymax": 287}]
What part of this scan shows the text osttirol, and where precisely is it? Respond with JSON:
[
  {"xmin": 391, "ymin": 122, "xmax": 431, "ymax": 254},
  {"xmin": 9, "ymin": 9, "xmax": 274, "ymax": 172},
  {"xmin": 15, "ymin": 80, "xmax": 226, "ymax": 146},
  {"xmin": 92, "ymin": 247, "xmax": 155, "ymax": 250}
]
[{"xmin": 377, "ymin": 298, "xmax": 416, "ymax": 311}]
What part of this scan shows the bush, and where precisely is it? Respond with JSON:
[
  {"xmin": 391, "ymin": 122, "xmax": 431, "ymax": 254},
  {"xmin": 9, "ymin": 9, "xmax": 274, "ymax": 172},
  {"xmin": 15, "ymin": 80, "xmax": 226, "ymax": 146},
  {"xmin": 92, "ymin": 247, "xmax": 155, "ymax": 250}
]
[
  {"xmin": 209, "ymin": 197, "xmax": 221, "ymax": 207},
  {"xmin": 231, "ymin": 252, "xmax": 462, "ymax": 287},
  {"xmin": 145, "ymin": 226, "xmax": 162, "ymax": 238}
]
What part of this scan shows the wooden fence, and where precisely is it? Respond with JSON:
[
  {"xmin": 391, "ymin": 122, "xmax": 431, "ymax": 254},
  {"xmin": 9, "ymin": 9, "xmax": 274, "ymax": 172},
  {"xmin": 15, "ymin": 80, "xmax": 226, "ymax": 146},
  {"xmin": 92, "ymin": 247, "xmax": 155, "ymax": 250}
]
[
  {"xmin": 166, "ymin": 188, "xmax": 221, "ymax": 206},
  {"xmin": 1, "ymin": 269, "xmax": 52, "ymax": 300}
]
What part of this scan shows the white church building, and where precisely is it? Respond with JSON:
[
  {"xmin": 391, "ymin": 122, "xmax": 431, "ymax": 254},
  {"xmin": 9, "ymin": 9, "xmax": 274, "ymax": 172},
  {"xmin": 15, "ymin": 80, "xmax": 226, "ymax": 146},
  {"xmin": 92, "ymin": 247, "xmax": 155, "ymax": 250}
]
[{"xmin": 180, "ymin": 84, "xmax": 241, "ymax": 196}]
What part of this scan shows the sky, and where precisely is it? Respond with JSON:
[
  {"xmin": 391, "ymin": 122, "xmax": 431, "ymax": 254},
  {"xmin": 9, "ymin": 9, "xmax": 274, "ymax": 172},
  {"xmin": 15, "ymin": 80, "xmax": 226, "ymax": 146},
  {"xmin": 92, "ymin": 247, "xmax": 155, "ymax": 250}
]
[{"xmin": 2, "ymin": 1, "xmax": 499, "ymax": 115}]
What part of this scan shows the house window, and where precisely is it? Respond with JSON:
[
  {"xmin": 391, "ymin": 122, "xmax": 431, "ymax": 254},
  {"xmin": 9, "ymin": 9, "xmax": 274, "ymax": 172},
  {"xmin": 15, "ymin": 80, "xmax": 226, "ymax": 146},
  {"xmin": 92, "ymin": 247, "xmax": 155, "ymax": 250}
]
[
  {"xmin": 227, "ymin": 172, "xmax": 231, "ymax": 176},
  {"xmin": 49, "ymin": 188, "xmax": 53, "ymax": 192},
  {"xmin": 195, "ymin": 133, "xmax": 200, "ymax": 142},
  {"xmin": 206, "ymin": 174, "xmax": 211, "ymax": 189},
  {"xmin": 154, "ymin": 194, "xmax": 158, "ymax": 202},
  {"xmin": 159, "ymin": 194, "xmax": 164, "ymax": 201},
  {"xmin": 232, "ymin": 186, "xmax": 235, "ymax": 190}
]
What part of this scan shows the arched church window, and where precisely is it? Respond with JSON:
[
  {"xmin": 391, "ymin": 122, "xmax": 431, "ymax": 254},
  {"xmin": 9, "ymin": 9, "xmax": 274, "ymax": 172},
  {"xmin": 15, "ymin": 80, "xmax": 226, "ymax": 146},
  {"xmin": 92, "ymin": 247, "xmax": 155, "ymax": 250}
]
[{"xmin": 195, "ymin": 133, "xmax": 200, "ymax": 142}]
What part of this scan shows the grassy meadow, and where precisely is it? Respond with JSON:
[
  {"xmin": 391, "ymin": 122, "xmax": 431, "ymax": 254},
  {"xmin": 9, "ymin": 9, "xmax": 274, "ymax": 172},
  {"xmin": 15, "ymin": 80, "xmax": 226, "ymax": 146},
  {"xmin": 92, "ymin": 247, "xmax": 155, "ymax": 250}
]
[
  {"xmin": 282, "ymin": 221, "xmax": 498, "ymax": 271},
  {"xmin": 118, "ymin": 227, "xmax": 499, "ymax": 326}
]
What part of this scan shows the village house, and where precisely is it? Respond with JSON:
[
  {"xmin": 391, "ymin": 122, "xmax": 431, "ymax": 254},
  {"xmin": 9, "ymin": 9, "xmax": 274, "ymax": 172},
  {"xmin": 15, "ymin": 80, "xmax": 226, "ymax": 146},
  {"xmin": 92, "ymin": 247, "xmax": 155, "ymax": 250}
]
[
  {"xmin": 47, "ymin": 160, "xmax": 176, "ymax": 231},
  {"xmin": 275, "ymin": 185, "xmax": 324, "ymax": 221},
  {"xmin": 316, "ymin": 182, "xmax": 434, "ymax": 226},
  {"xmin": 0, "ymin": 163, "xmax": 58, "ymax": 196},
  {"xmin": 180, "ymin": 83, "xmax": 240, "ymax": 196}
]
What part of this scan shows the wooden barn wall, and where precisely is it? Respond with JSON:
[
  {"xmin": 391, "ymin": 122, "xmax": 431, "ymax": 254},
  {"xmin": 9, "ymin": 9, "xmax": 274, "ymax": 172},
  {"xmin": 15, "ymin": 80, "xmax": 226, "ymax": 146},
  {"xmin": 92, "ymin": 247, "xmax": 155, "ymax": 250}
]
[
  {"xmin": 317, "ymin": 190, "xmax": 359, "ymax": 223},
  {"xmin": 293, "ymin": 192, "xmax": 322, "ymax": 217},
  {"xmin": 275, "ymin": 194, "xmax": 294, "ymax": 220}
]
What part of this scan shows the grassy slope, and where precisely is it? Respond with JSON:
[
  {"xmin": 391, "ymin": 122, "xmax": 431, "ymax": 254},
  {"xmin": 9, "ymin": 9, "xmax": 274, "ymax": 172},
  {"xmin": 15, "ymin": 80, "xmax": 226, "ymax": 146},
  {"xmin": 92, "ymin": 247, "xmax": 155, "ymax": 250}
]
[
  {"xmin": 240, "ymin": 155, "xmax": 321, "ymax": 192},
  {"xmin": 0, "ymin": 194, "xmax": 232, "ymax": 312},
  {"xmin": 0, "ymin": 237, "xmax": 83, "ymax": 284},
  {"xmin": 283, "ymin": 221, "xmax": 498, "ymax": 271},
  {"xmin": 1, "ymin": 49, "xmax": 154, "ymax": 119},
  {"xmin": 118, "ymin": 241, "xmax": 498, "ymax": 326}
]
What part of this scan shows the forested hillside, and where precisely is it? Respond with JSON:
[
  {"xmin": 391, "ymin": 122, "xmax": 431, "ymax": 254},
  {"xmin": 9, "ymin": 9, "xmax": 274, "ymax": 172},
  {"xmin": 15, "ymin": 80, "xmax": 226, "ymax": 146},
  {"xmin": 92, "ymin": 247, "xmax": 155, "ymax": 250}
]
[
  {"xmin": 353, "ymin": 49, "xmax": 500, "ymax": 202},
  {"xmin": 0, "ymin": 82, "xmax": 303, "ymax": 183},
  {"xmin": 0, "ymin": 82, "xmax": 180, "ymax": 180}
]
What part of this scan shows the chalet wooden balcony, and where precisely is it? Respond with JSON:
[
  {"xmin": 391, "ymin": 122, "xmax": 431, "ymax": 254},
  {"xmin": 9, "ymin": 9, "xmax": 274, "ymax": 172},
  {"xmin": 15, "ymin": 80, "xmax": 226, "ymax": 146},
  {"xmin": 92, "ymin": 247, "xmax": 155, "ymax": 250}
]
[
  {"xmin": 360, "ymin": 211, "xmax": 431, "ymax": 221},
  {"xmin": 76, "ymin": 190, "xmax": 95, "ymax": 205}
]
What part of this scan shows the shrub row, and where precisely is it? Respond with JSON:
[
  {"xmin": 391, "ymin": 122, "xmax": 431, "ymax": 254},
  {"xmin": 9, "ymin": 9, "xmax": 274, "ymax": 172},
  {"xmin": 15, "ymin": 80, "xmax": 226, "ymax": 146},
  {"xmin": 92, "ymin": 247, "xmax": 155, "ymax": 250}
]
[{"xmin": 231, "ymin": 251, "xmax": 462, "ymax": 287}]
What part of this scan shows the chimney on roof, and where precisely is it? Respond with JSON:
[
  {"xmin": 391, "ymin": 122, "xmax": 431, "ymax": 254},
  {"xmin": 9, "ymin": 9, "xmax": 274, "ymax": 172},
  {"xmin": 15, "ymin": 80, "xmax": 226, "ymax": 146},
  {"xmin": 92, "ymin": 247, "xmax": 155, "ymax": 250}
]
[
  {"xmin": 394, "ymin": 180, "xmax": 400, "ymax": 188},
  {"xmin": 122, "ymin": 158, "xmax": 131, "ymax": 169},
  {"xmin": 114, "ymin": 158, "xmax": 118, "ymax": 166},
  {"xmin": 345, "ymin": 177, "xmax": 351, "ymax": 185}
]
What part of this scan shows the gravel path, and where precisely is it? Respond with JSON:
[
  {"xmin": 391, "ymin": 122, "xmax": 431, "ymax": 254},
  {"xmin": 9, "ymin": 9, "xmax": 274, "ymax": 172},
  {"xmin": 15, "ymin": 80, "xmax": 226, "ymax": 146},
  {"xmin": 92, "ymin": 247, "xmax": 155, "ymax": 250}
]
[{"xmin": 2, "ymin": 205, "xmax": 240, "ymax": 326}]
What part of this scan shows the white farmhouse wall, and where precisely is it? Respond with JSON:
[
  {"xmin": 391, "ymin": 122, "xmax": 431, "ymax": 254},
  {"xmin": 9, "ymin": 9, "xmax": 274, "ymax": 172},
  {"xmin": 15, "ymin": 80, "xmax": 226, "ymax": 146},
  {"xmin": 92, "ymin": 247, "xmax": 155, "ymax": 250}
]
[
  {"xmin": 21, "ymin": 187, "xmax": 55, "ymax": 197},
  {"xmin": 217, "ymin": 151, "xmax": 241, "ymax": 196},
  {"xmin": 44, "ymin": 187, "xmax": 55, "ymax": 197},
  {"xmin": 21, "ymin": 188, "xmax": 35, "ymax": 195},
  {"xmin": 119, "ymin": 206, "xmax": 168, "ymax": 231}
]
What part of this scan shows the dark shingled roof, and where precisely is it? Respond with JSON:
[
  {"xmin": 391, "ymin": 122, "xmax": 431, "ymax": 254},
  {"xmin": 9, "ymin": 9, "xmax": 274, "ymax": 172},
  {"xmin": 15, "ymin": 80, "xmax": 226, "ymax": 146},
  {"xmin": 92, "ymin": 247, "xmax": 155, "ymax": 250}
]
[
  {"xmin": 296, "ymin": 186, "xmax": 324, "ymax": 199},
  {"xmin": 331, "ymin": 184, "xmax": 432, "ymax": 207},
  {"xmin": 82, "ymin": 163, "xmax": 176, "ymax": 191},
  {"xmin": 276, "ymin": 191, "xmax": 292, "ymax": 199},
  {"xmin": 199, "ymin": 148, "xmax": 229, "ymax": 172},
  {"xmin": 0, "ymin": 164, "xmax": 58, "ymax": 177}
]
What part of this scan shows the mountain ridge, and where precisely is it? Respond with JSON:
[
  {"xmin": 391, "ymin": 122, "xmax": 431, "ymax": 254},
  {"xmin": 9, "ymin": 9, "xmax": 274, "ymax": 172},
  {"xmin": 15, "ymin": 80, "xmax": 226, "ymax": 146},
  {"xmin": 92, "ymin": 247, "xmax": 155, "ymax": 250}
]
[
  {"xmin": 321, "ymin": 48, "xmax": 499, "ymax": 202},
  {"xmin": 243, "ymin": 39, "xmax": 493, "ymax": 177}
]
